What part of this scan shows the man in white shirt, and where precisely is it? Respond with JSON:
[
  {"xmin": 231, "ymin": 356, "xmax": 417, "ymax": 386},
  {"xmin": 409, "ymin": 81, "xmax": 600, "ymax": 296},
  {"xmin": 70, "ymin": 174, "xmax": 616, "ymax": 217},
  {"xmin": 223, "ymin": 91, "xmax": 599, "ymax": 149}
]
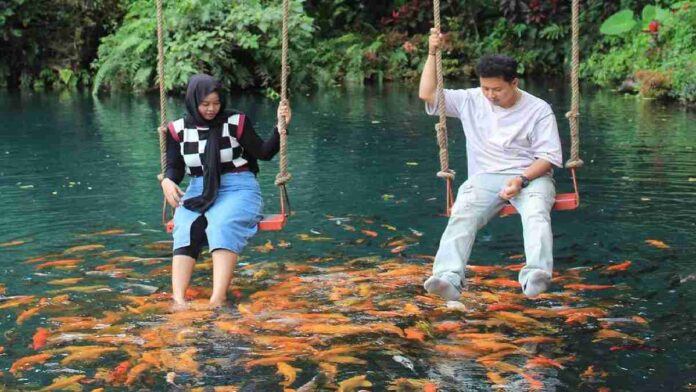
[{"xmin": 419, "ymin": 28, "xmax": 562, "ymax": 300}]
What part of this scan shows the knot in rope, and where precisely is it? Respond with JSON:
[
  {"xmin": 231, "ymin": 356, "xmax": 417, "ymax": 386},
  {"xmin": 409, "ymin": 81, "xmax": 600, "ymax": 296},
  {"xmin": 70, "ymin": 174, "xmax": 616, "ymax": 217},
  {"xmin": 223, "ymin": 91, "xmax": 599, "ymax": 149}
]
[
  {"xmin": 565, "ymin": 158, "xmax": 584, "ymax": 169},
  {"xmin": 437, "ymin": 169, "xmax": 455, "ymax": 179},
  {"xmin": 565, "ymin": 110, "xmax": 579, "ymax": 119},
  {"xmin": 275, "ymin": 173, "xmax": 293, "ymax": 187}
]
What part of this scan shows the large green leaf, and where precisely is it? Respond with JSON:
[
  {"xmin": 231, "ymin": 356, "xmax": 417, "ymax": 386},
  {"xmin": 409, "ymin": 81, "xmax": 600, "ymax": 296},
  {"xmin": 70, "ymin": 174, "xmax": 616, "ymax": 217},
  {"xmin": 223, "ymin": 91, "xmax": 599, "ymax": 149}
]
[
  {"xmin": 600, "ymin": 10, "xmax": 637, "ymax": 35},
  {"xmin": 642, "ymin": 5, "xmax": 656, "ymax": 27}
]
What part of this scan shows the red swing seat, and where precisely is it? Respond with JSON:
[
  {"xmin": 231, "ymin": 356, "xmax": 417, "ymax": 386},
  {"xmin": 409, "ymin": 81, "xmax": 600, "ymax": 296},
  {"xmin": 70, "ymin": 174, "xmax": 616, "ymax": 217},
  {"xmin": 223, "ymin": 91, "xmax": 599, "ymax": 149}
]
[
  {"xmin": 165, "ymin": 185, "xmax": 290, "ymax": 233},
  {"xmin": 442, "ymin": 167, "xmax": 580, "ymax": 217}
]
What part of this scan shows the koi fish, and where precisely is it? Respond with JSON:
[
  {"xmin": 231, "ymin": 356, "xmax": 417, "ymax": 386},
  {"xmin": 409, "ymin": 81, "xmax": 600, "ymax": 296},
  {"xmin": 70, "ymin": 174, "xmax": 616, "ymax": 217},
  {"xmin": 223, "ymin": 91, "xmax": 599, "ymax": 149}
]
[
  {"xmin": 276, "ymin": 362, "xmax": 300, "ymax": 387},
  {"xmin": 563, "ymin": 284, "xmax": 614, "ymax": 291},
  {"xmin": 0, "ymin": 296, "xmax": 35, "ymax": 309},
  {"xmin": 63, "ymin": 244, "xmax": 105, "ymax": 254},
  {"xmin": 0, "ymin": 240, "xmax": 25, "ymax": 247},
  {"xmin": 337, "ymin": 375, "xmax": 372, "ymax": 392},
  {"xmin": 361, "ymin": 229, "xmax": 379, "ymax": 238},
  {"xmin": 10, "ymin": 353, "xmax": 52, "ymax": 374},
  {"xmin": 33, "ymin": 327, "xmax": 50, "ymax": 350},
  {"xmin": 605, "ymin": 260, "xmax": 632, "ymax": 271},
  {"xmin": 645, "ymin": 239, "xmax": 669, "ymax": 249},
  {"xmin": 525, "ymin": 356, "xmax": 565, "ymax": 369},
  {"xmin": 35, "ymin": 259, "xmax": 81, "ymax": 269},
  {"xmin": 404, "ymin": 327, "xmax": 426, "ymax": 342},
  {"xmin": 38, "ymin": 375, "xmax": 86, "ymax": 391}
]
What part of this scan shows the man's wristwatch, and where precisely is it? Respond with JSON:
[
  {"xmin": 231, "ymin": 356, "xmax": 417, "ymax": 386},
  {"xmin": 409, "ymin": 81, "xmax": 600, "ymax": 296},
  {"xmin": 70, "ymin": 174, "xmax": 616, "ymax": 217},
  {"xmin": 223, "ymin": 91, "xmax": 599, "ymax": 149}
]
[{"xmin": 519, "ymin": 175, "xmax": 530, "ymax": 188}]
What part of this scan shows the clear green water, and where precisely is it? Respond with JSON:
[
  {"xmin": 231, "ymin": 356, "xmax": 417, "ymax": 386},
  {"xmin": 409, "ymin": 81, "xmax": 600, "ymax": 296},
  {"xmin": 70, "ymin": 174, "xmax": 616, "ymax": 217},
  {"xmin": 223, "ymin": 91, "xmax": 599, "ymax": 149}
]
[{"xmin": 0, "ymin": 81, "xmax": 694, "ymax": 391}]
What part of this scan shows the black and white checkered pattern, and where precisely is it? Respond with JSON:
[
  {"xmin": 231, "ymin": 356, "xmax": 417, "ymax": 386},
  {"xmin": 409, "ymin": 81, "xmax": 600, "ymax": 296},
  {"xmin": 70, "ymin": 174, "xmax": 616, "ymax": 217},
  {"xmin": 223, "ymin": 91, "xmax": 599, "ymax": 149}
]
[{"xmin": 170, "ymin": 115, "xmax": 248, "ymax": 176}]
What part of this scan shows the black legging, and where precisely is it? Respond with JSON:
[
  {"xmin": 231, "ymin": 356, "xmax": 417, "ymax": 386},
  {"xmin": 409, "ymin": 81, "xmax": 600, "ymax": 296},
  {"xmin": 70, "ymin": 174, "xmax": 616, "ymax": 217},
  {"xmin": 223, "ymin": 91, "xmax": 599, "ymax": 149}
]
[{"xmin": 172, "ymin": 215, "xmax": 208, "ymax": 260}]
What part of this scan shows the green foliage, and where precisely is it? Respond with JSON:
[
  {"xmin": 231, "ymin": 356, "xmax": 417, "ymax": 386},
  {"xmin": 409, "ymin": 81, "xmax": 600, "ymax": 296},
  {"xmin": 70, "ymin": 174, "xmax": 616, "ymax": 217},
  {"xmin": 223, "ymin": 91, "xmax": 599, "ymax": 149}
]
[
  {"xmin": 600, "ymin": 10, "xmax": 636, "ymax": 35},
  {"xmin": 2, "ymin": 0, "xmax": 690, "ymax": 104},
  {"xmin": 0, "ymin": 0, "xmax": 128, "ymax": 89},
  {"xmin": 584, "ymin": 2, "xmax": 695, "ymax": 102},
  {"xmin": 92, "ymin": 0, "xmax": 314, "ymax": 94}
]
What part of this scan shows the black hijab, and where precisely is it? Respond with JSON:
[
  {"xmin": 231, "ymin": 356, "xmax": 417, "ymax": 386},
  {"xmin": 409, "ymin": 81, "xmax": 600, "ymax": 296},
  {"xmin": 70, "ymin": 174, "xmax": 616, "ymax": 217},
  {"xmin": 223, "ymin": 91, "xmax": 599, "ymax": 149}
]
[{"xmin": 182, "ymin": 74, "xmax": 232, "ymax": 213}]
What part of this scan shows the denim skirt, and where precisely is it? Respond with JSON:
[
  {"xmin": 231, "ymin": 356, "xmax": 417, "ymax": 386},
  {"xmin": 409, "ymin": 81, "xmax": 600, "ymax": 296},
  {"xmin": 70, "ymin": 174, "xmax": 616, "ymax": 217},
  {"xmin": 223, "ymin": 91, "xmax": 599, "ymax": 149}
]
[{"xmin": 172, "ymin": 172, "xmax": 263, "ymax": 254}]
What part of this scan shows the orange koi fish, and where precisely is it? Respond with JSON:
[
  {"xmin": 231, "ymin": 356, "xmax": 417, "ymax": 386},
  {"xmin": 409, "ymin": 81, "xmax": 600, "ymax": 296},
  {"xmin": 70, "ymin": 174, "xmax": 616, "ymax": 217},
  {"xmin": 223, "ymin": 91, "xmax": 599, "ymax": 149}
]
[
  {"xmin": 125, "ymin": 362, "xmax": 152, "ymax": 386},
  {"xmin": 513, "ymin": 336, "xmax": 561, "ymax": 345},
  {"xmin": 361, "ymin": 230, "xmax": 378, "ymax": 238},
  {"xmin": 481, "ymin": 278, "xmax": 520, "ymax": 288},
  {"xmin": 33, "ymin": 328, "xmax": 50, "ymax": 350},
  {"xmin": 47, "ymin": 277, "xmax": 83, "ymax": 285},
  {"xmin": 10, "ymin": 353, "xmax": 52, "ymax": 374},
  {"xmin": 605, "ymin": 260, "xmax": 632, "ymax": 271},
  {"xmin": 525, "ymin": 356, "xmax": 565, "ymax": 369},
  {"xmin": 593, "ymin": 329, "xmax": 644, "ymax": 344},
  {"xmin": 337, "ymin": 375, "xmax": 372, "ymax": 392},
  {"xmin": 39, "ymin": 375, "xmax": 86, "ymax": 391},
  {"xmin": 404, "ymin": 327, "xmax": 426, "ymax": 342},
  {"xmin": 35, "ymin": 259, "xmax": 81, "ymax": 269},
  {"xmin": 277, "ymin": 362, "xmax": 301, "ymax": 387},
  {"xmin": 0, "ymin": 240, "xmax": 25, "ymax": 247},
  {"xmin": 564, "ymin": 284, "xmax": 614, "ymax": 291},
  {"xmin": 645, "ymin": 239, "xmax": 669, "ymax": 249},
  {"xmin": 0, "ymin": 296, "xmax": 35, "ymax": 310},
  {"xmin": 487, "ymin": 303, "xmax": 525, "ymax": 312},
  {"xmin": 466, "ymin": 265, "xmax": 502, "ymax": 274},
  {"xmin": 487, "ymin": 372, "xmax": 507, "ymax": 386},
  {"xmin": 63, "ymin": 244, "xmax": 105, "ymax": 254},
  {"xmin": 245, "ymin": 356, "xmax": 295, "ymax": 371}
]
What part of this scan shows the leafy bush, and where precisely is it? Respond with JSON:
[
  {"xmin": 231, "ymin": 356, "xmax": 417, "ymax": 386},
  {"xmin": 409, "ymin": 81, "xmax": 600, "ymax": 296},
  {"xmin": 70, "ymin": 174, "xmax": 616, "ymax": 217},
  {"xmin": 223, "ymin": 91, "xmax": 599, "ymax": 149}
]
[
  {"xmin": 92, "ymin": 0, "xmax": 314, "ymax": 94},
  {"xmin": 583, "ymin": 2, "xmax": 695, "ymax": 102}
]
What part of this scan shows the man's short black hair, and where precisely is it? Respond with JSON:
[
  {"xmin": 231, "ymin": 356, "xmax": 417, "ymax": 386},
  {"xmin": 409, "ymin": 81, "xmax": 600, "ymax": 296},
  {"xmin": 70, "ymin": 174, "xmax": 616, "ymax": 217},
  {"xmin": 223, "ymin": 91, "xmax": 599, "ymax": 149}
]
[{"xmin": 475, "ymin": 55, "xmax": 518, "ymax": 82}]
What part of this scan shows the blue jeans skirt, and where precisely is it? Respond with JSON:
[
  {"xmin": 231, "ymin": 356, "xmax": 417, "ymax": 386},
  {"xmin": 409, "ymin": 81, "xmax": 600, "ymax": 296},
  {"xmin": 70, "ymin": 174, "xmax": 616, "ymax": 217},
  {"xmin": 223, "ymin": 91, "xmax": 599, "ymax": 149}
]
[{"xmin": 172, "ymin": 172, "xmax": 263, "ymax": 255}]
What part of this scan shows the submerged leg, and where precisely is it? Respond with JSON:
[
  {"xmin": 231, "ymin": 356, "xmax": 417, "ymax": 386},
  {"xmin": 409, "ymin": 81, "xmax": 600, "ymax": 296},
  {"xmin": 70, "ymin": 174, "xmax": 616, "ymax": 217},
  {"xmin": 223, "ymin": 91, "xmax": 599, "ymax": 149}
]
[
  {"xmin": 426, "ymin": 175, "xmax": 505, "ymax": 300},
  {"xmin": 511, "ymin": 176, "xmax": 556, "ymax": 298},
  {"xmin": 172, "ymin": 255, "xmax": 196, "ymax": 307},
  {"xmin": 209, "ymin": 249, "xmax": 239, "ymax": 307}
]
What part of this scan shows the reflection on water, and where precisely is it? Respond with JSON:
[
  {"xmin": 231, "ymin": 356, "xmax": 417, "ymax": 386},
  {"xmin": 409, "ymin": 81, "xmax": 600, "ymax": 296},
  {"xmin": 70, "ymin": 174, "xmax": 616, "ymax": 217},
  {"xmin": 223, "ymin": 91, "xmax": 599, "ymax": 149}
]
[{"xmin": 0, "ymin": 83, "xmax": 694, "ymax": 390}]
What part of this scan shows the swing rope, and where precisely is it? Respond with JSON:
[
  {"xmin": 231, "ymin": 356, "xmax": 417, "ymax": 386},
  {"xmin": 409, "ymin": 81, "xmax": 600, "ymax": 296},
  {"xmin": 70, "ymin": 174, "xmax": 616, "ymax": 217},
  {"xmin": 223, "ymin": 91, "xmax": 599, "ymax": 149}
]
[
  {"xmin": 275, "ymin": 0, "xmax": 292, "ymax": 189},
  {"xmin": 155, "ymin": 0, "xmax": 170, "ymax": 227},
  {"xmin": 156, "ymin": 0, "xmax": 167, "ymax": 180},
  {"xmin": 565, "ymin": 0, "xmax": 583, "ymax": 169},
  {"xmin": 432, "ymin": 0, "xmax": 455, "ymax": 182},
  {"xmin": 432, "ymin": 0, "xmax": 455, "ymax": 215}
]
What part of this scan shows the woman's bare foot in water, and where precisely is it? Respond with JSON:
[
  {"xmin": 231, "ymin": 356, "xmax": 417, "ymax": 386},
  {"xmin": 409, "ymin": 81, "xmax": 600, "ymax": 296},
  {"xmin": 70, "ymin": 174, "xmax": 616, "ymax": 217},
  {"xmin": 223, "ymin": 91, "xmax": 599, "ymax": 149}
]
[
  {"xmin": 208, "ymin": 296, "xmax": 227, "ymax": 309},
  {"xmin": 171, "ymin": 299, "xmax": 190, "ymax": 312}
]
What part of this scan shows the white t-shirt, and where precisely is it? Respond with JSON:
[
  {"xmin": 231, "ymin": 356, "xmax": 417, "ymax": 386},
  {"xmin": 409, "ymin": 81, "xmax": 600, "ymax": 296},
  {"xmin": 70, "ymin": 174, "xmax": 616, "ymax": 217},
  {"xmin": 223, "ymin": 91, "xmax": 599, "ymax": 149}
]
[{"xmin": 426, "ymin": 88, "xmax": 562, "ymax": 177}]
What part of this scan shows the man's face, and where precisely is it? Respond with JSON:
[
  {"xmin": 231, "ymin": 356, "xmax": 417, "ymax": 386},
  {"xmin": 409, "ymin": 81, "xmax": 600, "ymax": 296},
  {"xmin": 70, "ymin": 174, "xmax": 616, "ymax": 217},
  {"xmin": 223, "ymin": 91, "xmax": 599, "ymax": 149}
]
[{"xmin": 480, "ymin": 76, "xmax": 518, "ymax": 108}]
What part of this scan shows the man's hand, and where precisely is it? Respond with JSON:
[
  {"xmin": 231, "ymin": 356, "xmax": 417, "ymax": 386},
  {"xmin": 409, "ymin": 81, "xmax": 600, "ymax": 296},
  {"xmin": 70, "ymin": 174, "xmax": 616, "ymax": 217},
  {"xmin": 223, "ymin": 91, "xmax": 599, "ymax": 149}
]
[
  {"xmin": 161, "ymin": 178, "xmax": 184, "ymax": 208},
  {"xmin": 428, "ymin": 28, "xmax": 443, "ymax": 55},
  {"xmin": 499, "ymin": 176, "xmax": 523, "ymax": 200}
]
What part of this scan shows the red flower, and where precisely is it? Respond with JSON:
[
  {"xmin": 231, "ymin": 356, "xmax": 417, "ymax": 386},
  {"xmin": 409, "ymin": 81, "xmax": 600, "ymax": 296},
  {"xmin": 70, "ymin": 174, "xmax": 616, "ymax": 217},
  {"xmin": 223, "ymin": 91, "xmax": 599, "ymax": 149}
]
[
  {"xmin": 648, "ymin": 20, "xmax": 659, "ymax": 33},
  {"xmin": 402, "ymin": 41, "xmax": 416, "ymax": 53}
]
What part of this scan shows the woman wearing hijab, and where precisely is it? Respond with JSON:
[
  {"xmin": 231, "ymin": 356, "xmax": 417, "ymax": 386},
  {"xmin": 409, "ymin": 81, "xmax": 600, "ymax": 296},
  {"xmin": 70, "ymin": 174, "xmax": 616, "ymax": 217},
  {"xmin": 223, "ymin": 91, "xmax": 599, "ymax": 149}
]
[{"xmin": 160, "ymin": 73, "xmax": 291, "ymax": 309}]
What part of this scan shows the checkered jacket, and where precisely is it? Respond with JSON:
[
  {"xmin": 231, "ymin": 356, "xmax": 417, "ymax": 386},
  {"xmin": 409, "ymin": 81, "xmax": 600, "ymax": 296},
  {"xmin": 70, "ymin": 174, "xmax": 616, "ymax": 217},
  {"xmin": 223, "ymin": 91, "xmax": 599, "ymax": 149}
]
[{"xmin": 167, "ymin": 113, "xmax": 248, "ymax": 177}]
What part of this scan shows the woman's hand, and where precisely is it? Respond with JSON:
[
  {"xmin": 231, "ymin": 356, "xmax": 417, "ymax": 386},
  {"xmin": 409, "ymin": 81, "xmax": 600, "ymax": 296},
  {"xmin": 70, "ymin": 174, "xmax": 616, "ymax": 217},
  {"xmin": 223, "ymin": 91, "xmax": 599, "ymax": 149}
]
[
  {"xmin": 158, "ymin": 125, "xmax": 167, "ymax": 134},
  {"xmin": 161, "ymin": 178, "xmax": 184, "ymax": 208},
  {"xmin": 277, "ymin": 99, "xmax": 292, "ymax": 127}
]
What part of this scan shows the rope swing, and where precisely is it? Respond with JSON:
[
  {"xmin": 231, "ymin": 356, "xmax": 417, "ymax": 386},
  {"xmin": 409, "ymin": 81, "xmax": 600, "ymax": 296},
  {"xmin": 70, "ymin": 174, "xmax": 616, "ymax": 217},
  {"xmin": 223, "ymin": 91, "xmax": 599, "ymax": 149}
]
[
  {"xmin": 431, "ymin": 0, "xmax": 582, "ymax": 217},
  {"xmin": 432, "ymin": 0, "xmax": 456, "ymax": 216},
  {"xmin": 156, "ymin": 0, "xmax": 292, "ymax": 232},
  {"xmin": 259, "ymin": 0, "xmax": 293, "ymax": 231}
]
